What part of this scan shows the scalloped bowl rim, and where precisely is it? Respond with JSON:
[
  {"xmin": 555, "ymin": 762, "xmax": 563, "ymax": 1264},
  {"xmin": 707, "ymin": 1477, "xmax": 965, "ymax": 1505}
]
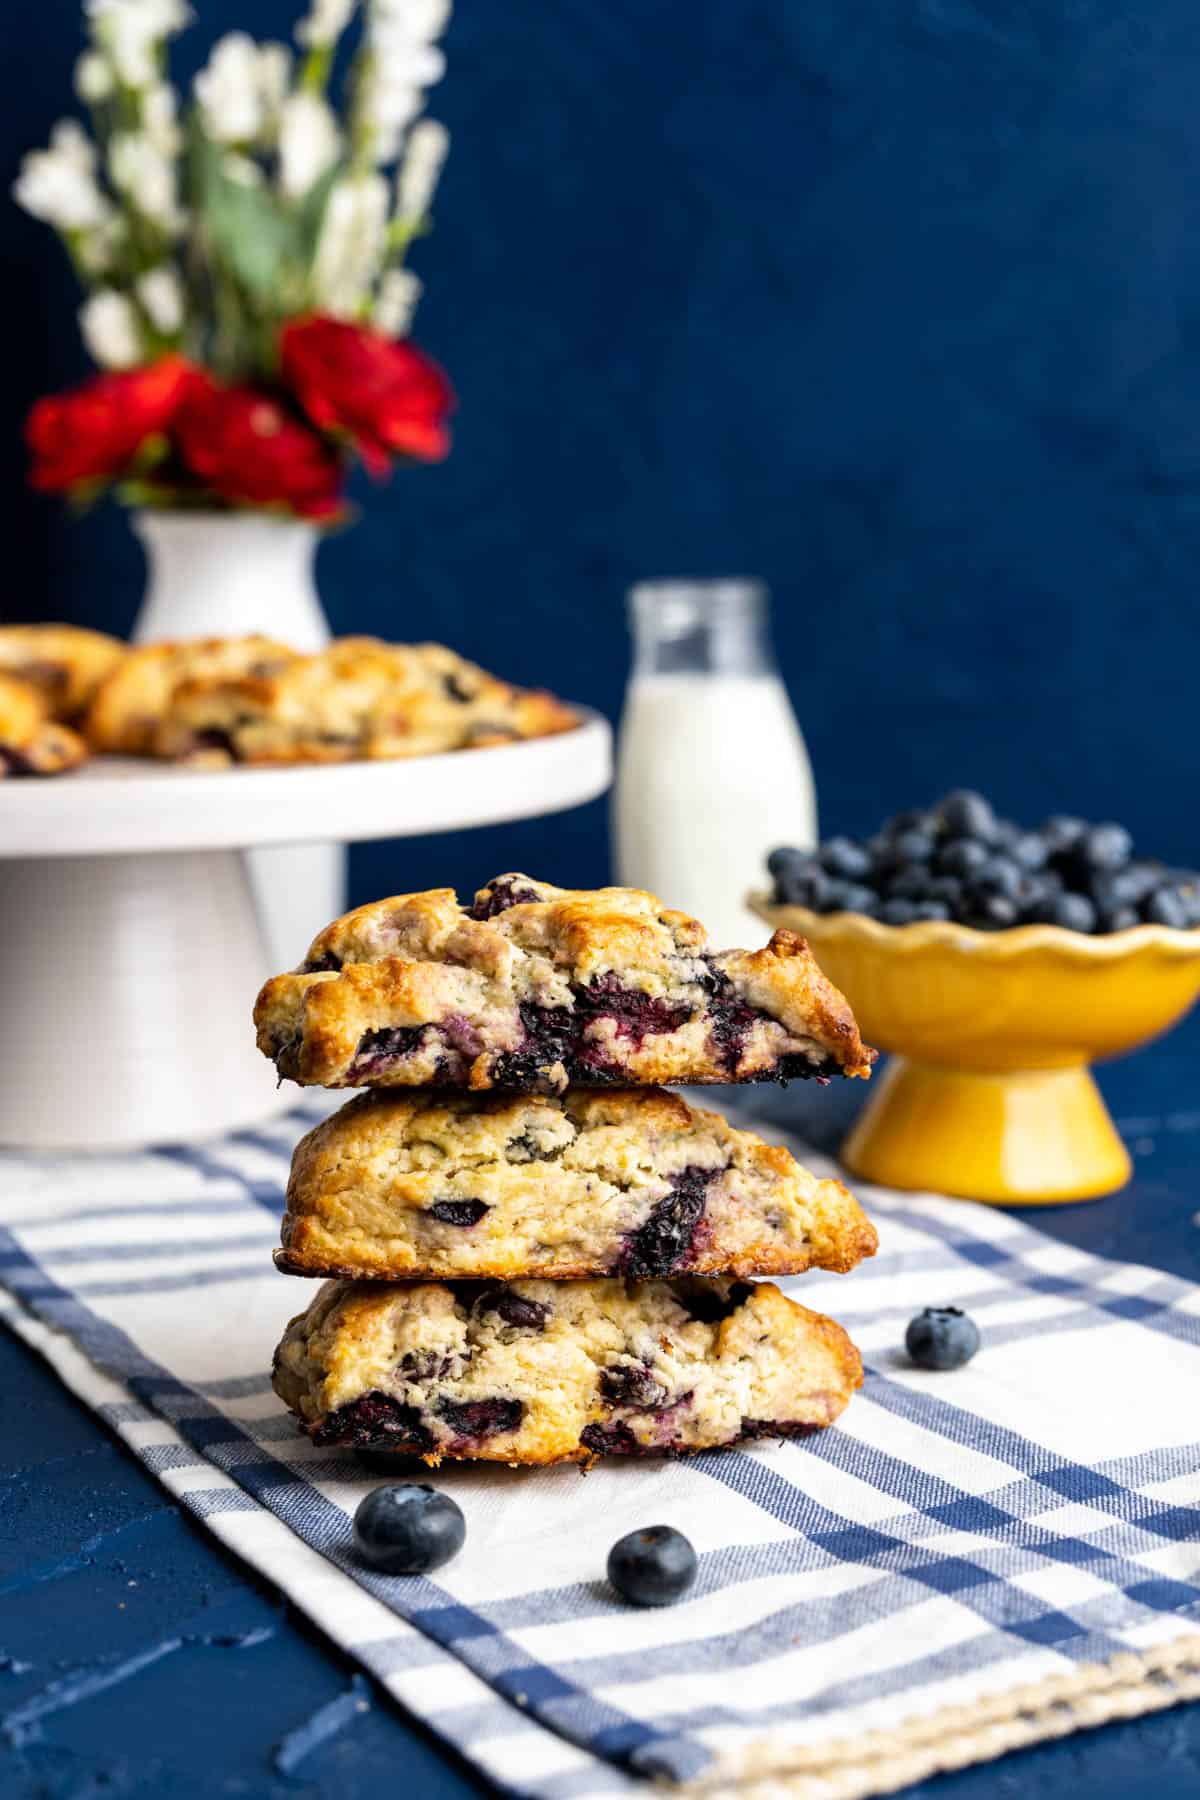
[{"xmin": 749, "ymin": 892, "xmax": 1200, "ymax": 964}]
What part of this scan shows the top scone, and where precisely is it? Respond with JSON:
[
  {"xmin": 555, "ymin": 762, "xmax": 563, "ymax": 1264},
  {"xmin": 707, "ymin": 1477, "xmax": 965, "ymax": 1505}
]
[{"xmin": 255, "ymin": 873, "xmax": 876, "ymax": 1093}]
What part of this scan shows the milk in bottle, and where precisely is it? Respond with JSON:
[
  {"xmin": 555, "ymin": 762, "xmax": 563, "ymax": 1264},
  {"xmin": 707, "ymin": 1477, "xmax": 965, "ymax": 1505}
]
[{"xmin": 613, "ymin": 580, "xmax": 817, "ymax": 949}]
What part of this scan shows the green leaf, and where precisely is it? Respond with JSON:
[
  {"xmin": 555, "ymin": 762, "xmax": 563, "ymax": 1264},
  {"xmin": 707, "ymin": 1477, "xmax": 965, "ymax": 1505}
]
[
  {"xmin": 191, "ymin": 122, "xmax": 346, "ymax": 333},
  {"xmin": 199, "ymin": 143, "xmax": 297, "ymax": 303},
  {"xmin": 115, "ymin": 479, "xmax": 219, "ymax": 512}
]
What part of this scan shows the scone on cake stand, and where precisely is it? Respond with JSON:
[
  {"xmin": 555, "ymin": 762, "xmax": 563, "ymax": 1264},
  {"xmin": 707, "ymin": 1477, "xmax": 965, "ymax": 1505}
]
[{"xmin": 0, "ymin": 722, "xmax": 609, "ymax": 1151}]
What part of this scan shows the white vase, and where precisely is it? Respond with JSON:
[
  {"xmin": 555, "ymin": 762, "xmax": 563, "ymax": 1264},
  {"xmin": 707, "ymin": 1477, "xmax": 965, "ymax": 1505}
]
[
  {"xmin": 132, "ymin": 510, "xmax": 346, "ymax": 967},
  {"xmin": 133, "ymin": 511, "xmax": 330, "ymax": 649}
]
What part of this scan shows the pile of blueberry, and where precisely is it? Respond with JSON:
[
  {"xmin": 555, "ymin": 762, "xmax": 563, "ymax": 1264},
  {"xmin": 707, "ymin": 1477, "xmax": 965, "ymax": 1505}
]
[{"xmin": 768, "ymin": 791, "xmax": 1200, "ymax": 933}]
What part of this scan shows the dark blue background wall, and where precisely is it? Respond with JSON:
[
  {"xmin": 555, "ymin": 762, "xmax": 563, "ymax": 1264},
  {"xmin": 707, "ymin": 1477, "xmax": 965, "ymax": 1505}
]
[{"xmin": 7, "ymin": 0, "xmax": 1199, "ymax": 907}]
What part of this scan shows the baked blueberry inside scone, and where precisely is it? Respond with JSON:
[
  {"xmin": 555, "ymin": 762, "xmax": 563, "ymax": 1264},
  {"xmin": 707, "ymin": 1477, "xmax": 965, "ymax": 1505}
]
[
  {"xmin": 254, "ymin": 874, "xmax": 876, "ymax": 1093},
  {"xmin": 271, "ymin": 1276, "xmax": 864, "ymax": 1465},
  {"xmin": 275, "ymin": 1086, "xmax": 877, "ymax": 1281}
]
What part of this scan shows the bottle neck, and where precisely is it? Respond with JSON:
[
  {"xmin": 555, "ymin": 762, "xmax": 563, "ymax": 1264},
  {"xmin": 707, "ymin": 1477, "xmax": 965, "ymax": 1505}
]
[{"xmin": 627, "ymin": 580, "xmax": 777, "ymax": 679}]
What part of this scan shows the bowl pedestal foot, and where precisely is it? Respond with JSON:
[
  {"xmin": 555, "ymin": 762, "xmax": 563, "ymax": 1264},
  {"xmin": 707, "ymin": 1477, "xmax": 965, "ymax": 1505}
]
[{"xmin": 840, "ymin": 1057, "xmax": 1131, "ymax": 1203}]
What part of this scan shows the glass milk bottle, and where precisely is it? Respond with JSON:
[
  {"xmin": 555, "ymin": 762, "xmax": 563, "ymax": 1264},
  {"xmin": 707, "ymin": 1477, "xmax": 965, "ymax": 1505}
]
[{"xmin": 613, "ymin": 580, "xmax": 817, "ymax": 948}]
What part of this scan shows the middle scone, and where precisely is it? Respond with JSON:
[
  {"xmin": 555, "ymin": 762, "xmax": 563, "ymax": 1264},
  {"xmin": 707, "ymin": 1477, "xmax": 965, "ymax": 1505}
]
[{"xmin": 277, "ymin": 1086, "xmax": 878, "ymax": 1281}]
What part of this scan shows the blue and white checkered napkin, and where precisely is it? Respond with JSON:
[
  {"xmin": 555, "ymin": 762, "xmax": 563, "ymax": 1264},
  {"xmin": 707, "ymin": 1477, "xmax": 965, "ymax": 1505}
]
[{"xmin": 3, "ymin": 1103, "xmax": 1200, "ymax": 1799}]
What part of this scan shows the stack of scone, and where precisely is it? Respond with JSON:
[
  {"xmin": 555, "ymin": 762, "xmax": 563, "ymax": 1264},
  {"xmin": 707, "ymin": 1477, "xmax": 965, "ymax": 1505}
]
[{"xmin": 260, "ymin": 875, "xmax": 880, "ymax": 1468}]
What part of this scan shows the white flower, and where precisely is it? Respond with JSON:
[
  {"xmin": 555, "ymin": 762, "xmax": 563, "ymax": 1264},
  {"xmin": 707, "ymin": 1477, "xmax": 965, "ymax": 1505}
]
[
  {"xmin": 369, "ymin": 78, "xmax": 425, "ymax": 131},
  {"xmin": 56, "ymin": 120, "xmax": 97, "ymax": 173},
  {"xmin": 86, "ymin": 0, "xmax": 192, "ymax": 90},
  {"xmin": 374, "ymin": 267, "xmax": 421, "ymax": 336},
  {"xmin": 14, "ymin": 123, "xmax": 114, "ymax": 233},
  {"xmin": 258, "ymin": 42, "xmax": 292, "ymax": 121},
  {"xmin": 79, "ymin": 289, "xmax": 143, "ymax": 369},
  {"xmin": 109, "ymin": 131, "xmax": 180, "ymax": 230},
  {"xmin": 357, "ymin": 68, "xmax": 425, "ymax": 164},
  {"xmin": 311, "ymin": 174, "xmax": 389, "ymax": 316},
  {"xmin": 296, "ymin": 0, "xmax": 356, "ymax": 48},
  {"xmin": 75, "ymin": 51, "xmax": 115, "ymax": 103},
  {"xmin": 136, "ymin": 264, "xmax": 184, "ymax": 333},
  {"xmin": 396, "ymin": 117, "xmax": 447, "ymax": 220},
  {"xmin": 195, "ymin": 33, "xmax": 267, "ymax": 144},
  {"xmin": 278, "ymin": 91, "xmax": 341, "ymax": 198},
  {"xmin": 142, "ymin": 83, "xmax": 181, "ymax": 154},
  {"xmin": 372, "ymin": 0, "xmax": 450, "ymax": 42},
  {"xmin": 87, "ymin": 0, "xmax": 191, "ymax": 30},
  {"xmin": 359, "ymin": 2, "xmax": 448, "ymax": 162},
  {"xmin": 368, "ymin": 30, "xmax": 445, "ymax": 86}
]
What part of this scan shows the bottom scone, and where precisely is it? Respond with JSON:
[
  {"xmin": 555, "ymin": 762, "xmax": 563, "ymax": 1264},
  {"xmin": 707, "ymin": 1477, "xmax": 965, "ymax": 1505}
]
[{"xmin": 272, "ymin": 1276, "xmax": 863, "ymax": 1465}]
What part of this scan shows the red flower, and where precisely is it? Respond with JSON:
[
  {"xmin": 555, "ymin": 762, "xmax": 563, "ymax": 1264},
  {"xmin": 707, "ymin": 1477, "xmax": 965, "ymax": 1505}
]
[
  {"xmin": 26, "ymin": 355, "xmax": 200, "ymax": 493},
  {"xmin": 280, "ymin": 315, "xmax": 453, "ymax": 475},
  {"xmin": 175, "ymin": 382, "xmax": 344, "ymax": 519}
]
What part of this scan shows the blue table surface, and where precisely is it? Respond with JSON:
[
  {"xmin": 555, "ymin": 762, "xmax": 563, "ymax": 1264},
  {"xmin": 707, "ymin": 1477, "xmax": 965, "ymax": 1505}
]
[{"xmin": 4, "ymin": 1017, "xmax": 1199, "ymax": 1800}]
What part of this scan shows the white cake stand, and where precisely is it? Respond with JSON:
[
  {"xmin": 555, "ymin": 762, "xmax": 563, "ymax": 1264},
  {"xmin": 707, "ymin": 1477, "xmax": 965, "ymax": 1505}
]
[{"xmin": 0, "ymin": 715, "xmax": 610, "ymax": 1151}]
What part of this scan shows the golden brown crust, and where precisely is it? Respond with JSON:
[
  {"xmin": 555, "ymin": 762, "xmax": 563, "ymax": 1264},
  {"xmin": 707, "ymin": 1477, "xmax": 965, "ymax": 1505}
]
[
  {"xmin": 254, "ymin": 874, "xmax": 876, "ymax": 1092},
  {"xmin": 0, "ymin": 672, "xmax": 45, "ymax": 742},
  {"xmin": 275, "ymin": 1085, "xmax": 877, "ymax": 1280},
  {"xmin": 0, "ymin": 672, "xmax": 88, "ymax": 777},
  {"xmin": 0, "ymin": 623, "xmax": 125, "ymax": 721},
  {"xmin": 84, "ymin": 636, "xmax": 300, "ymax": 754},
  {"xmin": 151, "ymin": 637, "xmax": 578, "ymax": 764},
  {"xmin": 272, "ymin": 1275, "xmax": 864, "ymax": 1466},
  {"xmin": 729, "ymin": 928, "xmax": 872, "ymax": 1072}
]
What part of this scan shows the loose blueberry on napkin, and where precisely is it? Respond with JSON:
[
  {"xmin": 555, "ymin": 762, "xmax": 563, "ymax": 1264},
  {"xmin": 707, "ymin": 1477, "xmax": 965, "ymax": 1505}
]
[{"xmin": 353, "ymin": 1484, "xmax": 466, "ymax": 1574}]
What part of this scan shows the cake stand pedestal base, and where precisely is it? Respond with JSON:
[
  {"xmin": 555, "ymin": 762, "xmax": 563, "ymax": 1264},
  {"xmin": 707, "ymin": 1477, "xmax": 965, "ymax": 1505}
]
[
  {"xmin": 0, "ymin": 851, "xmax": 288, "ymax": 1151},
  {"xmin": 841, "ymin": 1057, "xmax": 1131, "ymax": 1204}
]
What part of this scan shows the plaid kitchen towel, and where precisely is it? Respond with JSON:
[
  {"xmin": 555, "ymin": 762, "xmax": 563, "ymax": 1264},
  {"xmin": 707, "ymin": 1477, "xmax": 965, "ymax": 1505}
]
[{"xmin": 2, "ymin": 1101, "xmax": 1199, "ymax": 1799}]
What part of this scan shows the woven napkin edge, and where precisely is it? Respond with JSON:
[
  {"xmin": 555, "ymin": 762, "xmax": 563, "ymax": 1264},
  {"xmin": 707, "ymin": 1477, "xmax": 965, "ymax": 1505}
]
[{"xmin": 681, "ymin": 1632, "xmax": 1200, "ymax": 1797}]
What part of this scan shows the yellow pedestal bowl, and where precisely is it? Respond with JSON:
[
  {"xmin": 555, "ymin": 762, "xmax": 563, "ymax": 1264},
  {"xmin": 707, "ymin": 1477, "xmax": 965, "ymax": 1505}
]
[{"xmin": 751, "ymin": 897, "xmax": 1200, "ymax": 1204}]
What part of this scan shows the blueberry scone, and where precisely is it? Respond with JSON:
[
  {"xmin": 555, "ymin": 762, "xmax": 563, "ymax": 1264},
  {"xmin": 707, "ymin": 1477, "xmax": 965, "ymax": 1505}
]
[
  {"xmin": 254, "ymin": 874, "xmax": 876, "ymax": 1092},
  {"xmin": 150, "ymin": 637, "xmax": 577, "ymax": 764},
  {"xmin": 272, "ymin": 1276, "xmax": 863, "ymax": 1465},
  {"xmin": 84, "ymin": 635, "xmax": 300, "ymax": 754},
  {"xmin": 277, "ymin": 1087, "xmax": 877, "ymax": 1281},
  {"xmin": 0, "ymin": 623, "xmax": 124, "ymax": 720},
  {"xmin": 0, "ymin": 672, "xmax": 88, "ymax": 777}
]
